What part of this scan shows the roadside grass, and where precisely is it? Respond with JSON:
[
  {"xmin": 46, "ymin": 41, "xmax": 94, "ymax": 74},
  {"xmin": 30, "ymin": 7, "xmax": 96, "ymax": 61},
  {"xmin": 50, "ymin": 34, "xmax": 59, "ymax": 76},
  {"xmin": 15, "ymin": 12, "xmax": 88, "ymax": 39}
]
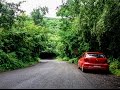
[
  {"xmin": 22, "ymin": 60, "xmax": 40, "ymax": 68},
  {"xmin": 0, "ymin": 57, "xmax": 41, "ymax": 73},
  {"xmin": 56, "ymin": 56, "xmax": 78, "ymax": 64},
  {"xmin": 109, "ymin": 59, "xmax": 120, "ymax": 76},
  {"xmin": 56, "ymin": 56, "xmax": 69, "ymax": 61},
  {"xmin": 68, "ymin": 58, "xmax": 78, "ymax": 64},
  {"xmin": 114, "ymin": 69, "xmax": 120, "ymax": 76},
  {"xmin": 56, "ymin": 57, "xmax": 63, "ymax": 61}
]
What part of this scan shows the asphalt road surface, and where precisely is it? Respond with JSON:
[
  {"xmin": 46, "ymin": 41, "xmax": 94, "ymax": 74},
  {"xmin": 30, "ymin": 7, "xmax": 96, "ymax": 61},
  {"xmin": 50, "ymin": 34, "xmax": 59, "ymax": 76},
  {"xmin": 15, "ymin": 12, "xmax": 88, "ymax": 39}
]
[{"xmin": 0, "ymin": 59, "xmax": 120, "ymax": 89}]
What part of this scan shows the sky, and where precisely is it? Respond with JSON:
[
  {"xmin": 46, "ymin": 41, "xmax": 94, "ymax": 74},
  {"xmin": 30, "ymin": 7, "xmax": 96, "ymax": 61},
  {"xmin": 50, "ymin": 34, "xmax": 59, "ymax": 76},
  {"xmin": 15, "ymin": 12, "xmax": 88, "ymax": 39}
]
[{"xmin": 5, "ymin": 0, "xmax": 66, "ymax": 18}]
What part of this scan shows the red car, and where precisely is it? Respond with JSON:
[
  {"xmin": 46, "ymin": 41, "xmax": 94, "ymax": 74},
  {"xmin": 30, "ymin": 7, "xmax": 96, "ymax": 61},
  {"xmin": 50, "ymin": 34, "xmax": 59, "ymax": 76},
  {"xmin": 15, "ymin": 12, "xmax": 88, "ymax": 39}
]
[{"xmin": 78, "ymin": 52, "xmax": 109, "ymax": 72}]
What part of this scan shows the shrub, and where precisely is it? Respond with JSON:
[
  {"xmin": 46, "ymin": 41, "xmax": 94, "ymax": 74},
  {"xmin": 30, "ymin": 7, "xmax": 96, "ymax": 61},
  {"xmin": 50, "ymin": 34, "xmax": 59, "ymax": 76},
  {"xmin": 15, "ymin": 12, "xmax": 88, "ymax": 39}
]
[
  {"xmin": 16, "ymin": 48, "xmax": 33, "ymax": 63},
  {"xmin": 0, "ymin": 50, "xmax": 24, "ymax": 71},
  {"xmin": 109, "ymin": 59, "xmax": 120, "ymax": 76},
  {"xmin": 69, "ymin": 58, "xmax": 78, "ymax": 64},
  {"xmin": 62, "ymin": 57, "xmax": 70, "ymax": 61},
  {"xmin": 0, "ymin": 24, "xmax": 49, "ymax": 71}
]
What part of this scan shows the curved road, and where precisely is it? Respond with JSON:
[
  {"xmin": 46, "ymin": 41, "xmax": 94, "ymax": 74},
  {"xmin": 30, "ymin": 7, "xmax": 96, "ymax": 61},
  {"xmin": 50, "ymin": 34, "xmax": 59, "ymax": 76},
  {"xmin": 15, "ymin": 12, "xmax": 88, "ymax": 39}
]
[{"xmin": 0, "ymin": 59, "xmax": 120, "ymax": 89}]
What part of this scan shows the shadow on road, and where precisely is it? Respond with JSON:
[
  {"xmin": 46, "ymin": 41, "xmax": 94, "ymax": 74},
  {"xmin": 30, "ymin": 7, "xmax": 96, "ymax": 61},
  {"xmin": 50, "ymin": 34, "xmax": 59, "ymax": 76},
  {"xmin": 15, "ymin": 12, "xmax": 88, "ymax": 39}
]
[{"xmin": 84, "ymin": 70, "xmax": 111, "ymax": 75}]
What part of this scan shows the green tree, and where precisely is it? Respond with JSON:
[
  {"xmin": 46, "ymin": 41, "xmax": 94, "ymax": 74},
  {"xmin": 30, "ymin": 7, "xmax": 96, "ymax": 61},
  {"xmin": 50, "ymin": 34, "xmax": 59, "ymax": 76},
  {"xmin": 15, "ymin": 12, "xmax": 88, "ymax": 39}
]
[
  {"xmin": 0, "ymin": 0, "xmax": 25, "ymax": 30},
  {"xmin": 31, "ymin": 6, "xmax": 48, "ymax": 26},
  {"xmin": 56, "ymin": 0, "xmax": 120, "ymax": 58}
]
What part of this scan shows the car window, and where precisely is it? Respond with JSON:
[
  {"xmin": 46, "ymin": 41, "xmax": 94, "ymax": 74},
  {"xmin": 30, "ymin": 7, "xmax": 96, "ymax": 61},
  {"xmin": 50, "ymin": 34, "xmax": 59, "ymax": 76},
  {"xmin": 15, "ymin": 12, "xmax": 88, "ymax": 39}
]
[
  {"xmin": 87, "ymin": 53, "xmax": 105, "ymax": 58},
  {"xmin": 98, "ymin": 54, "xmax": 106, "ymax": 58}
]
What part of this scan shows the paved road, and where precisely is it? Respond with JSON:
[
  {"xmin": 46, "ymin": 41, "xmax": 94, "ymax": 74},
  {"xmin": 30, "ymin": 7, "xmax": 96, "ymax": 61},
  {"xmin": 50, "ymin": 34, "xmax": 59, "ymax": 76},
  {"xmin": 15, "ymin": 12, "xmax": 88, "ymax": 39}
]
[{"xmin": 0, "ymin": 59, "xmax": 120, "ymax": 89}]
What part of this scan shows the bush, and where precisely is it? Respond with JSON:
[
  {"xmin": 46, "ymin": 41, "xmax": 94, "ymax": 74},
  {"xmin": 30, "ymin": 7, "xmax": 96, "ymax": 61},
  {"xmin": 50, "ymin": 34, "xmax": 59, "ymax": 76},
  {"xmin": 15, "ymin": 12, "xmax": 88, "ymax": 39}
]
[
  {"xmin": 0, "ymin": 23, "xmax": 49, "ymax": 71},
  {"xmin": 62, "ymin": 57, "xmax": 70, "ymax": 61},
  {"xmin": 69, "ymin": 58, "xmax": 78, "ymax": 64},
  {"xmin": 16, "ymin": 48, "xmax": 33, "ymax": 63},
  {"xmin": 109, "ymin": 59, "xmax": 120, "ymax": 76},
  {"xmin": 0, "ymin": 50, "xmax": 24, "ymax": 71}
]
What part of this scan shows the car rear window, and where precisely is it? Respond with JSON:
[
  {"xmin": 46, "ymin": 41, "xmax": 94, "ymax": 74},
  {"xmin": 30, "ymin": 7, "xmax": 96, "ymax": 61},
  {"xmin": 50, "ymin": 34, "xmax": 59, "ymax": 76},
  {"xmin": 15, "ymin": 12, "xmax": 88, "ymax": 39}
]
[{"xmin": 86, "ymin": 53, "xmax": 106, "ymax": 58}]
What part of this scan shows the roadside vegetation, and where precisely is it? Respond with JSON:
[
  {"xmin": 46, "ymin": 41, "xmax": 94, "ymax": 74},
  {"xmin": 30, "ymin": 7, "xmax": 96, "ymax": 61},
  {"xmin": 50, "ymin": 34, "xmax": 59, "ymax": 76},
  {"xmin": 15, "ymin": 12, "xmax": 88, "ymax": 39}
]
[
  {"xmin": 0, "ymin": 0, "xmax": 57, "ymax": 71},
  {"xmin": 0, "ymin": 0, "xmax": 120, "ymax": 76},
  {"xmin": 55, "ymin": 0, "xmax": 120, "ymax": 76}
]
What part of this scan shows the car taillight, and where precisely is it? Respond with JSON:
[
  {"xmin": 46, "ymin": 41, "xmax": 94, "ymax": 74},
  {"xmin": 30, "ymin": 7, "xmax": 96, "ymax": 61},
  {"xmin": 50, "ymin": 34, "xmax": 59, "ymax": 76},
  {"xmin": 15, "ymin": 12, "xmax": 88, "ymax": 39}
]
[{"xmin": 84, "ymin": 58, "xmax": 89, "ymax": 62}]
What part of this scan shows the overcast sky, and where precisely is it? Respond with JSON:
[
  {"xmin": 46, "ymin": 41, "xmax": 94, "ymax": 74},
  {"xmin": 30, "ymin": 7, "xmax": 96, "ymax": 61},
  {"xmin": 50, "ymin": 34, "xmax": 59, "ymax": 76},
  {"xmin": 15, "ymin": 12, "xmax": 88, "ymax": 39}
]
[{"xmin": 6, "ymin": 0, "xmax": 66, "ymax": 18}]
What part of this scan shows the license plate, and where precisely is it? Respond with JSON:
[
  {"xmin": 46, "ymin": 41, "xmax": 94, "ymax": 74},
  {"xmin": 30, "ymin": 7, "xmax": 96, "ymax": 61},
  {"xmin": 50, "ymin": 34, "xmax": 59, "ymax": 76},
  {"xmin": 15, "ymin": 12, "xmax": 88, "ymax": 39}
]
[{"xmin": 93, "ymin": 66, "xmax": 101, "ymax": 68}]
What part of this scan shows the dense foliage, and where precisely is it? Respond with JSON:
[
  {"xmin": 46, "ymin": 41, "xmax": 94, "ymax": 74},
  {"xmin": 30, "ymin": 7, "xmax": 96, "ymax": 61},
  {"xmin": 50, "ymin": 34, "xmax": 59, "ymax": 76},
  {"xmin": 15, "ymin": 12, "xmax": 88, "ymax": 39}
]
[
  {"xmin": 56, "ymin": 0, "xmax": 120, "ymax": 76},
  {"xmin": 0, "ymin": 1, "xmax": 50, "ymax": 71}
]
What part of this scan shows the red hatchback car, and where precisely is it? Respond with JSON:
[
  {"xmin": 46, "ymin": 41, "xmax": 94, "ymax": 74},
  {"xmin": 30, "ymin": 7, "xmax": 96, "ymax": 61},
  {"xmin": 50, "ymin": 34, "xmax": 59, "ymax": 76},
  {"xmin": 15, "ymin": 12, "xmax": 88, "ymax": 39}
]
[{"xmin": 78, "ymin": 52, "xmax": 109, "ymax": 72}]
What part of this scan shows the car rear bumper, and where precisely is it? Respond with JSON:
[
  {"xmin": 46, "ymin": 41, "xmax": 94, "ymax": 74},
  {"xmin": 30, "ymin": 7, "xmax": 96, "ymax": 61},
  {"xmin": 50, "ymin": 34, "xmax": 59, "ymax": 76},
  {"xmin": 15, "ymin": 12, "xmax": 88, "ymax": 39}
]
[{"xmin": 83, "ymin": 63, "xmax": 109, "ymax": 71}]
